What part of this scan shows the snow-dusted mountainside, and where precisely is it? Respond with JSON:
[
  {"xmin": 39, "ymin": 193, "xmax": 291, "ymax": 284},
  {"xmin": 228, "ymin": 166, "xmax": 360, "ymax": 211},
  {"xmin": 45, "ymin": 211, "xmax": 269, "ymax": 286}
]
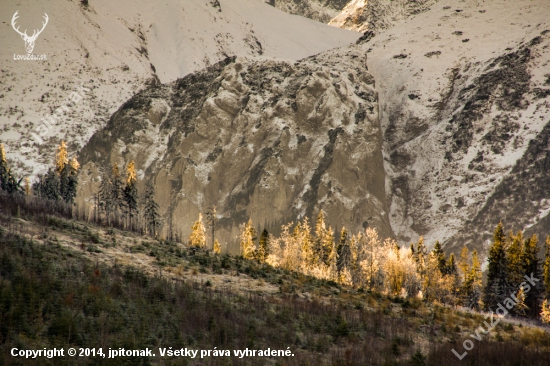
[
  {"xmin": 356, "ymin": 0, "xmax": 550, "ymax": 251},
  {"xmin": 264, "ymin": 0, "xmax": 349, "ymax": 23},
  {"xmin": 5, "ymin": 0, "xmax": 550, "ymax": 257},
  {"xmin": 0, "ymin": 0, "xmax": 358, "ymax": 178},
  {"xmin": 329, "ymin": 0, "xmax": 436, "ymax": 34},
  {"xmin": 76, "ymin": 48, "xmax": 392, "ymax": 250}
]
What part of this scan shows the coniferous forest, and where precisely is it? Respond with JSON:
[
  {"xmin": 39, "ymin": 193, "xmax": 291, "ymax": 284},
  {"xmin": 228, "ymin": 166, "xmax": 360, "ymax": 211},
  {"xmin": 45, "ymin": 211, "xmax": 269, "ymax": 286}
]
[{"xmin": 2, "ymin": 141, "xmax": 550, "ymax": 365}]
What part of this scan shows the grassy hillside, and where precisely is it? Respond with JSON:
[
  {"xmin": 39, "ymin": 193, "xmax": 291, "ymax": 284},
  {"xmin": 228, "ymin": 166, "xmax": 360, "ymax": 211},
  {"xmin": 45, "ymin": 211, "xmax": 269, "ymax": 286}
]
[{"xmin": 1, "ymin": 208, "xmax": 550, "ymax": 365}]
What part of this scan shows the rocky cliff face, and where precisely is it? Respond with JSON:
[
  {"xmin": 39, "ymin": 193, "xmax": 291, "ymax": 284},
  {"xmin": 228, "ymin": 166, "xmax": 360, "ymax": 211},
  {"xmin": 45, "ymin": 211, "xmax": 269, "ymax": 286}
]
[
  {"xmin": 77, "ymin": 47, "xmax": 392, "ymax": 250},
  {"xmin": 328, "ymin": 0, "xmax": 369, "ymax": 33},
  {"xmin": 265, "ymin": 0, "xmax": 349, "ymax": 23},
  {"xmin": 329, "ymin": 0, "xmax": 436, "ymax": 33}
]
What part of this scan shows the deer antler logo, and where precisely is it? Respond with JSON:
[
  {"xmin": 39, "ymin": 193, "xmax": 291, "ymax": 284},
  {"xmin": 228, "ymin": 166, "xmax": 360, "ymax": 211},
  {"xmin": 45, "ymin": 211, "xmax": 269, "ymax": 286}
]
[{"xmin": 11, "ymin": 11, "xmax": 49, "ymax": 54}]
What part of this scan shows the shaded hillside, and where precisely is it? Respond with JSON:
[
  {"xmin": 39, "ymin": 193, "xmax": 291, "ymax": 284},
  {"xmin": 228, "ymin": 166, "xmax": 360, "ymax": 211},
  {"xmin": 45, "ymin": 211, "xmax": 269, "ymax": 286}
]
[
  {"xmin": 2, "ymin": 208, "xmax": 550, "ymax": 365},
  {"xmin": 356, "ymin": 0, "xmax": 550, "ymax": 253},
  {"xmin": 449, "ymin": 117, "xmax": 550, "ymax": 253},
  {"xmin": 77, "ymin": 47, "xmax": 391, "ymax": 250}
]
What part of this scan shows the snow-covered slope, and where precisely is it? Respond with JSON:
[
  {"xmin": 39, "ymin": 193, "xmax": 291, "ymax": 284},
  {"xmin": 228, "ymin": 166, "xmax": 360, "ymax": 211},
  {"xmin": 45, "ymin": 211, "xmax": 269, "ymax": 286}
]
[
  {"xmin": 0, "ymin": 0, "xmax": 359, "ymax": 178},
  {"xmin": 357, "ymin": 0, "xmax": 550, "ymax": 251}
]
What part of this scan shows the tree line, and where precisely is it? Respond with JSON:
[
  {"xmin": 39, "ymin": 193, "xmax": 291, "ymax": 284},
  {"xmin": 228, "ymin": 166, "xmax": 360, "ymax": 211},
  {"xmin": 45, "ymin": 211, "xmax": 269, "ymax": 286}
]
[
  {"xmin": 1, "ymin": 141, "xmax": 81, "ymax": 204},
  {"xmin": 187, "ymin": 210, "xmax": 550, "ymax": 323},
  {"xmin": 0, "ymin": 143, "xmax": 162, "ymax": 238},
  {"xmin": 4, "ymin": 143, "xmax": 550, "ymax": 323}
]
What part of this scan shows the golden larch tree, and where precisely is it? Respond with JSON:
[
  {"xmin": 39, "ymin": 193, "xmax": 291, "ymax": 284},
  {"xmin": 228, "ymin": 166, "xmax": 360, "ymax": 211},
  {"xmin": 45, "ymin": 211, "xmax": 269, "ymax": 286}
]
[
  {"xmin": 213, "ymin": 239, "xmax": 221, "ymax": 254},
  {"xmin": 240, "ymin": 219, "xmax": 256, "ymax": 260},
  {"xmin": 189, "ymin": 213, "xmax": 207, "ymax": 248},
  {"xmin": 56, "ymin": 141, "xmax": 69, "ymax": 173}
]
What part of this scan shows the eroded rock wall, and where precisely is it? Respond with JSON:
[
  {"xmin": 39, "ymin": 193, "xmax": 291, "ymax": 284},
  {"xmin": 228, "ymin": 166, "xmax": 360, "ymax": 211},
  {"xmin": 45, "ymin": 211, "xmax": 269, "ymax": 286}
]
[{"xmin": 77, "ymin": 47, "xmax": 392, "ymax": 251}]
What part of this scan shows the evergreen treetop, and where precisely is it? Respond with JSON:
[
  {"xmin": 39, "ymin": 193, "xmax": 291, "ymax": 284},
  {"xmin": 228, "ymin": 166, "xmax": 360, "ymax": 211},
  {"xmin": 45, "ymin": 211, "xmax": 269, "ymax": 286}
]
[
  {"xmin": 432, "ymin": 241, "xmax": 446, "ymax": 275},
  {"xmin": 257, "ymin": 228, "xmax": 270, "ymax": 263},
  {"xmin": 143, "ymin": 181, "xmax": 161, "ymax": 237},
  {"xmin": 483, "ymin": 222, "xmax": 509, "ymax": 310}
]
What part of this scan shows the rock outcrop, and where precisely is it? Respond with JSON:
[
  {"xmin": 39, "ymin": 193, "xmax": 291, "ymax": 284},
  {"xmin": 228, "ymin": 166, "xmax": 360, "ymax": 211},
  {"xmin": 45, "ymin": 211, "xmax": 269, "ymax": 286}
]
[
  {"xmin": 265, "ymin": 0, "xmax": 349, "ymax": 24},
  {"xmin": 328, "ymin": 0, "xmax": 370, "ymax": 33},
  {"xmin": 77, "ymin": 47, "xmax": 392, "ymax": 251},
  {"xmin": 329, "ymin": 0, "xmax": 436, "ymax": 33}
]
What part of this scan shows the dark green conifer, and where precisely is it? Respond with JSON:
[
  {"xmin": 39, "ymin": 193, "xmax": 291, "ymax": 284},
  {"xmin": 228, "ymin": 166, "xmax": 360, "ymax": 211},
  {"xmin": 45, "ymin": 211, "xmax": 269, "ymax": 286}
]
[
  {"xmin": 432, "ymin": 241, "xmax": 446, "ymax": 275},
  {"xmin": 257, "ymin": 228, "xmax": 269, "ymax": 263},
  {"xmin": 143, "ymin": 181, "xmax": 161, "ymax": 237},
  {"xmin": 483, "ymin": 222, "xmax": 509, "ymax": 310},
  {"xmin": 336, "ymin": 227, "xmax": 351, "ymax": 274},
  {"xmin": 521, "ymin": 235, "xmax": 542, "ymax": 317}
]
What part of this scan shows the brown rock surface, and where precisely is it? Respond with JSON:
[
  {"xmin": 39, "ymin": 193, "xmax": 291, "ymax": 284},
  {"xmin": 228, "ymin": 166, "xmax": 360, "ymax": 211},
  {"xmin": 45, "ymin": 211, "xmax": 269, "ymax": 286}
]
[{"xmin": 77, "ymin": 47, "xmax": 392, "ymax": 252}]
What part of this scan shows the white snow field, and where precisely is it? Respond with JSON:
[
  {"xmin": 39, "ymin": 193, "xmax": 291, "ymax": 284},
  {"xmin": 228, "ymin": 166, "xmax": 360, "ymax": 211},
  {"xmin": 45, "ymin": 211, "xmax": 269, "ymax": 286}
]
[{"xmin": 0, "ymin": 0, "xmax": 359, "ymax": 177}]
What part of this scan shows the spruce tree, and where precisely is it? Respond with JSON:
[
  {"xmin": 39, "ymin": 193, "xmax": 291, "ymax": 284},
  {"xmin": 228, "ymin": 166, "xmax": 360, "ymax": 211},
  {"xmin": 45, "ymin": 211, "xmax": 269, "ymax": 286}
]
[
  {"xmin": 337, "ymin": 227, "xmax": 351, "ymax": 275},
  {"xmin": 507, "ymin": 230, "xmax": 524, "ymax": 289},
  {"xmin": 143, "ymin": 181, "xmax": 160, "ymax": 237},
  {"xmin": 521, "ymin": 235, "xmax": 542, "ymax": 317},
  {"xmin": 313, "ymin": 210, "xmax": 326, "ymax": 267},
  {"xmin": 483, "ymin": 222, "xmax": 509, "ymax": 311},
  {"xmin": 111, "ymin": 163, "xmax": 124, "ymax": 221},
  {"xmin": 62, "ymin": 157, "xmax": 80, "ymax": 204},
  {"xmin": 33, "ymin": 169, "xmax": 60, "ymax": 201},
  {"xmin": 257, "ymin": 228, "xmax": 269, "ymax": 263},
  {"xmin": 432, "ymin": 241, "xmax": 446, "ymax": 275},
  {"xmin": 322, "ymin": 226, "xmax": 336, "ymax": 269},
  {"xmin": 446, "ymin": 253, "xmax": 458, "ymax": 276},
  {"xmin": 123, "ymin": 161, "xmax": 138, "ymax": 229},
  {"xmin": 98, "ymin": 171, "xmax": 114, "ymax": 225},
  {"xmin": 188, "ymin": 213, "xmax": 207, "ymax": 248}
]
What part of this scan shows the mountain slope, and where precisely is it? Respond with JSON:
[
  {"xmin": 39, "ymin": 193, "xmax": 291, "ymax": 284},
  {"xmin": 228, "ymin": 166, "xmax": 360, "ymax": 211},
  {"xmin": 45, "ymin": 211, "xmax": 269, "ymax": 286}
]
[
  {"xmin": 356, "ymin": 0, "xmax": 550, "ymax": 251},
  {"xmin": 264, "ymin": 0, "xmax": 349, "ymax": 23},
  {"xmin": 76, "ymin": 47, "xmax": 392, "ymax": 250},
  {"xmin": 329, "ymin": 0, "xmax": 437, "ymax": 34},
  {"xmin": 0, "ymin": 0, "xmax": 358, "ymax": 178}
]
